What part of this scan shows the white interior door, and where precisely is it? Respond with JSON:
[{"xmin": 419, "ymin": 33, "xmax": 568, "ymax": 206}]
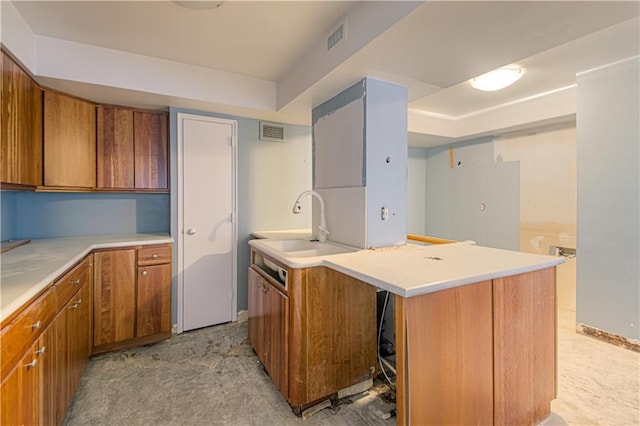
[{"xmin": 178, "ymin": 113, "xmax": 237, "ymax": 332}]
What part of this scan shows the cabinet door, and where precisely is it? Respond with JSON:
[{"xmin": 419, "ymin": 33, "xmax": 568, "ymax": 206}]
[
  {"xmin": 44, "ymin": 90, "xmax": 96, "ymax": 188},
  {"xmin": 136, "ymin": 263, "xmax": 172, "ymax": 338},
  {"xmin": 134, "ymin": 111, "xmax": 168, "ymax": 189},
  {"xmin": 248, "ymin": 268, "xmax": 266, "ymax": 363},
  {"xmin": 93, "ymin": 250, "xmax": 136, "ymax": 347},
  {"xmin": 52, "ymin": 308, "xmax": 69, "ymax": 425},
  {"xmin": 40, "ymin": 320, "xmax": 57, "ymax": 426},
  {"xmin": 264, "ymin": 281, "xmax": 289, "ymax": 397},
  {"xmin": 0, "ymin": 340, "xmax": 41, "ymax": 425},
  {"xmin": 67, "ymin": 282, "xmax": 92, "ymax": 399},
  {"xmin": 1, "ymin": 51, "xmax": 43, "ymax": 186},
  {"xmin": 97, "ymin": 106, "xmax": 134, "ymax": 189},
  {"xmin": 248, "ymin": 268, "xmax": 289, "ymax": 397}
]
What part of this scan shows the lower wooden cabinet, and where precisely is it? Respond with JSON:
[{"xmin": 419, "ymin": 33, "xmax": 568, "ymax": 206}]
[
  {"xmin": 1, "ymin": 255, "xmax": 93, "ymax": 426},
  {"xmin": 394, "ymin": 267, "xmax": 557, "ymax": 426},
  {"xmin": 66, "ymin": 281, "xmax": 92, "ymax": 397},
  {"xmin": 93, "ymin": 244, "xmax": 172, "ymax": 353},
  {"xmin": 93, "ymin": 249, "xmax": 136, "ymax": 348},
  {"xmin": 248, "ymin": 267, "xmax": 289, "ymax": 397},
  {"xmin": 248, "ymin": 250, "xmax": 377, "ymax": 411},
  {"xmin": 2, "ymin": 243, "xmax": 171, "ymax": 426},
  {"xmin": 0, "ymin": 338, "xmax": 42, "ymax": 425}
]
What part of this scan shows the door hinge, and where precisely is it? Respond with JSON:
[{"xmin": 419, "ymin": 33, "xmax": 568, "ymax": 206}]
[
  {"xmin": 229, "ymin": 212, "xmax": 233, "ymax": 223},
  {"xmin": 228, "ymin": 136, "xmax": 233, "ymax": 146}
]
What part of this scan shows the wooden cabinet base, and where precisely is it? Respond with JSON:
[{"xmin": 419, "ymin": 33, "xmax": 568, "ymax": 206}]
[
  {"xmin": 92, "ymin": 331, "xmax": 172, "ymax": 355},
  {"xmin": 394, "ymin": 267, "xmax": 557, "ymax": 426},
  {"xmin": 249, "ymin": 250, "xmax": 377, "ymax": 413}
]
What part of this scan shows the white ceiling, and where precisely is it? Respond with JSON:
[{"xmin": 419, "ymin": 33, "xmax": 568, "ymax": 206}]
[{"xmin": 9, "ymin": 0, "xmax": 640, "ymax": 145}]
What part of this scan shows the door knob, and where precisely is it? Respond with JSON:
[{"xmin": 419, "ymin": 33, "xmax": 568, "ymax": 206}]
[{"xmin": 186, "ymin": 228, "xmax": 196, "ymax": 235}]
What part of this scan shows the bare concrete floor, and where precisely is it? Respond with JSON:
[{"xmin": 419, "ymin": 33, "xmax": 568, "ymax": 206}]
[{"xmin": 65, "ymin": 310, "xmax": 639, "ymax": 426}]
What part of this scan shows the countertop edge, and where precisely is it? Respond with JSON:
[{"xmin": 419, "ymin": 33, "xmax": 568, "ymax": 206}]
[
  {"xmin": 1, "ymin": 235, "xmax": 173, "ymax": 324},
  {"xmin": 250, "ymin": 238, "xmax": 566, "ymax": 298}
]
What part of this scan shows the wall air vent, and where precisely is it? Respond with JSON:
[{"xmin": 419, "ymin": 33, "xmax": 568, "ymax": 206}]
[
  {"xmin": 327, "ymin": 18, "xmax": 347, "ymax": 51},
  {"xmin": 259, "ymin": 121, "xmax": 286, "ymax": 142}
]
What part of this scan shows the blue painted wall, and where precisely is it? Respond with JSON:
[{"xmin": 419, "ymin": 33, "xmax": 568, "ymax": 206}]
[
  {"xmin": 1, "ymin": 191, "xmax": 18, "ymax": 240},
  {"xmin": 11, "ymin": 192, "xmax": 169, "ymax": 239},
  {"xmin": 576, "ymin": 58, "xmax": 639, "ymax": 340},
  {"xmin": 407, "ymin": 147, "xmax": 427, "ymax": 235}
]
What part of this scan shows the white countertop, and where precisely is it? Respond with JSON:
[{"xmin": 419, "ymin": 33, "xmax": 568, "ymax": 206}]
[
  {"xmin": 249, "ymin": 239, "xmax": 565, "ymax": 298},
  {"xmin": 0, "ymin": 233, "xmax": 173, "ymax": 323}
]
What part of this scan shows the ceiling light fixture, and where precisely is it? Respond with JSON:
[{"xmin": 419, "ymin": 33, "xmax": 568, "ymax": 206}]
[{"xmin": 470, "ymin": 66, "xmax": 524, "ymax": 91}]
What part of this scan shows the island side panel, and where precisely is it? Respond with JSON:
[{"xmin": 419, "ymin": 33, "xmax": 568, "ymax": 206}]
[
  {"xmin": 493, "ymin": 267, "xmax": 556, "ymax": 425},
  {"xmin": 404, "ymin": 281, "xmax": 494, "ymax": 425},
  {"xmin": 287, "ymin": 267, "xmax": 307, "ymax": 407}
]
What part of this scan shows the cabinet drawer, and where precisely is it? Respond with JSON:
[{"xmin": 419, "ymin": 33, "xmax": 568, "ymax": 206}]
[
  {"xmin": 56, "ymin": 256, "xmax": 93, "ymax": 308},
  {"xmin": 137, "ymin": 245, "xmax": 171, "ymax": 266},
  {"xmin": 0, "ymin": 288, "xmax": 56, "ymax": 382}
]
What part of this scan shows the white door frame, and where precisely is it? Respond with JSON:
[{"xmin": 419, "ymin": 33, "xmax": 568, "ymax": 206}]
[{"xmin": 176, "ymin": 112, "xmax": 238, "ymax": 333}]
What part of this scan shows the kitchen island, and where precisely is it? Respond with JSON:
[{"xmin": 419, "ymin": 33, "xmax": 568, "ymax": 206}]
[{"xmin": 249, "ymin": 238, "xmax": 564, "ymax": 425}]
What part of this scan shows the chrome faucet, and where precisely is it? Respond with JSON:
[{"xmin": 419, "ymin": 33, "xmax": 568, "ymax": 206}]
[{"xmin": 292, "ymin": 190, "xmax": 330, "ymax": 243}]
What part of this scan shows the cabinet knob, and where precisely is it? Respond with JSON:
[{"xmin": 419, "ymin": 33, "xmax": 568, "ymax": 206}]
[
  {"xmin": 31, "ymin": 320, "xmax": 41, "ymax": 330},
  {"xmin": 25, "ymin": 359, "xmax": 37, "ymax": 369},
  {"xmin": 141, "ymin": 270, "xmax": 148, "ymax": 276},
  {"xmin": 151, "ymin": 254, "xmax": 158, "ymax": 259},
  {"xmin": 36, "ymin": 346, "xmax": 46, "ymax": 356},
  {"xmin": 186, "ymin": 228, "xmax": 196, "ymax": 235}
]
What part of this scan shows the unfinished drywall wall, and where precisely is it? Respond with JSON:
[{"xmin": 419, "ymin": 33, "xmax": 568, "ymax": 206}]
[
  {"xmin": 494, "ymin": 125, "xmax": 577, "ymax": 311},
  {"xmin": 424, "ymin": 139, "xmax": 520, "ymax": 250},
  {"xmin": 312, "ymin": 78, "xmax": 407, "ymax": 248},
  {"xmin": 576, "ymin": 57, "xmax": 639, "ymax": 341}
]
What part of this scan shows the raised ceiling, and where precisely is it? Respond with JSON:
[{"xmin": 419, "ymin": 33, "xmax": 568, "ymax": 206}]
[{"xmin": 9, "ymin": 1, "xmax": 640, "ymax": 146}]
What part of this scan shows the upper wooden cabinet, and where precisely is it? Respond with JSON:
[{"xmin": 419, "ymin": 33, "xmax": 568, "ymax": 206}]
[
  {"xmin": 134, "ymin": 111, "xmax": 168, "ymax": 190},
  {"xmin": 1, "ymin": 50, "xmax": 43, "ymax": 188},
  {"xmin": 96, "ymin": 106, "xmax": 168, "ymax": 191},
  {"xmin": 44, "ymin": 90, "xmax": 96, "ymax": 188},
  {"xmin": 96, "ymin": 106, "xmax": 134, "ymax": 189}
]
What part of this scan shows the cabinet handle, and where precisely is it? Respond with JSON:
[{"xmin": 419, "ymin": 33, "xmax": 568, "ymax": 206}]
[
  {"xmin": 70, "ymin": 299, "xmax": 81, "ymax": 309},
  {"xmin": 31, "ymin": 321, "xmax": 41, "ymax": 330},
  {"xmin": 36, "ymin": 346, "xmax": 46, "ymax": 356},
  {"xmin": 71, "ymin": 279, "xmax": 81, "ymax": 285},
  {"xmin": 151, "ymin": 254, "xmax": 158, "ymax": 259},
  {"xmin": 25, "ymin": 359, "xmax": 37, "ymax": 369},
  {"xmin": 141, "ymin": 270, "xmax": 148, "ymax": 276}
]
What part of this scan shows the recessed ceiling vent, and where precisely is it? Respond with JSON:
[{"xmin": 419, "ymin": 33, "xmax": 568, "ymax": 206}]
[
  {"xmin": 260, "ymin": 121, "xmax": 285, "ymax": 142},
  {"xmin": 327, "ymin": 18, "xmax": 347, "ymax": 51}
]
